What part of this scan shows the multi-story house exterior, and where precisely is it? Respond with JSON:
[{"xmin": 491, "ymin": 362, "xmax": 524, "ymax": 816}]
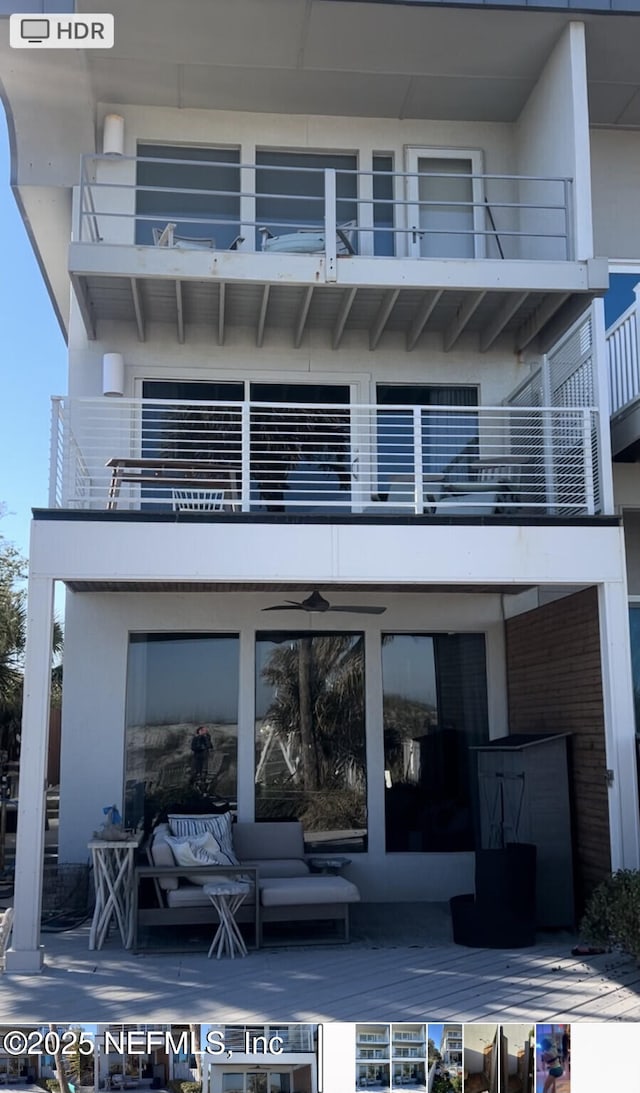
[
  {"xmin": 440, "ymin": 1025, "xmax": 463, "ymax": 1073},
  {"xmin": 1, "ymin": 0, "xmax": 640, "ymax": 973}
]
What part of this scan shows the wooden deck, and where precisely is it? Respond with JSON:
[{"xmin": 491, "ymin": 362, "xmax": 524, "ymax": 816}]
[{"xmin": 1, "ymin": 922, "xmax": 639, "ymax": 1023}]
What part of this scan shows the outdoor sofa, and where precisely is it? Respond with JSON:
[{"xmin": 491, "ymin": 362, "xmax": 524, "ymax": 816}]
[{"xmin": 134, "ymin": 817, "xmax": 360, "ymax": 950}]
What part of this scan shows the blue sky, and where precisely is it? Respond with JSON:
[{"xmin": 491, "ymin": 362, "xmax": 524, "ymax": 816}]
[{"xmin": 1, "ymin": 104, "xmax": 67, "ymax": 560}]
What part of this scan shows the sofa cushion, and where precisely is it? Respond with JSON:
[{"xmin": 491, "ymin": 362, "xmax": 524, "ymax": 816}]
[
  {"xmin": 165, "ymin": 885, "xmax": 214, "ymax": 908},
  {"xmin": 150, "ymin": 823, "xmax": 178, "ymax": 890},
  {"xmin": 241, "ymin": 857, "xmax": 310, "ymax": 879},
  {"xmin": 259, "ymin": 875, "xmax": 360, "ymax": 907},
  {"xmin": 168, "ymin": 812, "xmax": 239, "ymax": 865},
  {"xmin": 233, "ymin": 821, "xmax": 304, "ymax": 861}
]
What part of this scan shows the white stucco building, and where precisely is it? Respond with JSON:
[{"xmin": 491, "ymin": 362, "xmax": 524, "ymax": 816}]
[{"xmin": 1, "ymin": 0, "xmax": 640, "ymax": 972}]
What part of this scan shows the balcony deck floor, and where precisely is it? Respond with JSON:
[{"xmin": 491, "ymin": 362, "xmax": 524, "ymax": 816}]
[{"xmin": 3, "ymin": 905, "xmax": 639, "ymax": 1023}]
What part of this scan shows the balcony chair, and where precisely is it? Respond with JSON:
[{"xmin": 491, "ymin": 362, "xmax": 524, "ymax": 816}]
[
  {"xmin": 258, "ymin": 219, "xmax": 357, "ymax": 255},
  {"xmin": 153, "ymin": 222, "xmax": 245, "ymax": 250},
  {"xmin": 171, "ymin": 488, "xmax": 226, "ymax": 511}
]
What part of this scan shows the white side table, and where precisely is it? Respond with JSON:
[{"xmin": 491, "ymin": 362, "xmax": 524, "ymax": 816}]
[
  {"xmin": 88, "ymin": 834, "xmax": 142, "ymax": 950},
  {"xmin": 203, "ymin": 879, "xmax": 251, "ymax": 959}
]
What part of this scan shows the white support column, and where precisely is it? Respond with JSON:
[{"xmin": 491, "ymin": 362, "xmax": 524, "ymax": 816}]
[
  {"xmin": 5, "ymin": 574, "xmax": 55, "ymax": 973},
  {"xmin": 598, "ymin": 577, "xmax": 640, "ymax": 871}
]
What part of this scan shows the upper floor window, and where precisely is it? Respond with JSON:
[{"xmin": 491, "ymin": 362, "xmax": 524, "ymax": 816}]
[
  {"xmin": 136, "ymin": 143, "xmax": 241, "ymax": 249},
  {"xmin": 255, "ymin": 149, "xmax": 357, "ymax": 247}
]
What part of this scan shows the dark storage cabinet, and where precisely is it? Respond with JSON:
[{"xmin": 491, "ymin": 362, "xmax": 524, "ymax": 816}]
[{"xmin": 472, "ymin": 733, "xmax": 574, "ymax": 928}]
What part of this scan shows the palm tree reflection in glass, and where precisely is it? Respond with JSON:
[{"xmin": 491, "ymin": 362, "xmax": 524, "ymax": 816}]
[{"xmin": 255, "ymin": 633, "xmax": 367, "ymax": 851}]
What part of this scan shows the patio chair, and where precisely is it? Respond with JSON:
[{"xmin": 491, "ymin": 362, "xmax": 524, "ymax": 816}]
[
  {"xmin": 171, "ymin": 488, "xmax": 226, "ymax": 511},
  {"xmin": 153, "ymin": 223, "xmax": 245, "ymax": 251},
  {"xmin": 259, "ymin": 219, "xmax": 357, "ymax": 255}
]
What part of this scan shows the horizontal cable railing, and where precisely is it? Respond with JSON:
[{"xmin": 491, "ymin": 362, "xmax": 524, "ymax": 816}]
[
  {"xmin": 78, "ymin": 153, "xmax": 574, "ymax": 261},
  {"xmin": 51, "ymin": 396, "xmax": 600, "ymax": 516},
  {"xmin": 607, "ymin": 286, "xmax": 640, "ymax": 416}
]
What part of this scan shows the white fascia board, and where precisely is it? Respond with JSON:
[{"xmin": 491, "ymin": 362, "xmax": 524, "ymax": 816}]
[
  {"xmin": 68, "ymin": 242, "xmax": 610, "ymax": 295},
  {"xmin": 29, "ymin": 519, "xmax": 627, "ymax": 587}
]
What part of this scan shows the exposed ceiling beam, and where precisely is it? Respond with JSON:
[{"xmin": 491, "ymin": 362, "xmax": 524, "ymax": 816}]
[
  {"xmin": 370, "ymin": 289, "xmax": 399, "ymax": 350},
  {"xmin": 443, "ymin": 291, "xmax": 486, "ymax": 352},
  {"xmin": 175, "ymin": 280, "xmax": 184, "ymax": 344},
  {"xmin": 332, "ymin": 288, "xmax": 357, "ymax": 350},
  {"xmin": 69, "ymin": 273, "xmax": 96, "ymax": 340},
  {"xmin": 217, "ymin": 282, "xmax": 226, "ymax": 346},
  {"xmin": 479, "ymin": 292, "xmax": 528, "ymax": 353},
  {"xmin": 515, "ymin": 292, "xmax": 570, "ymax": 352},
  {"xmin": 130, "ymin": 278, "xmax": 145, "ymax": 342},
  {"xmin": 406, "ymin": 290, "xmax": 442, "ymax": 351},
  {"xmin": 294, "ymin": 286, "xmax": 314, "ymax": 348},
  {"xmin": 256, "ymin": 284, "xmax": 270, "ymax": 347}
]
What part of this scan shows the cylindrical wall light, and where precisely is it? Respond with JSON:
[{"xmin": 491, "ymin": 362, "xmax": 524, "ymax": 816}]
[
  {"xmin": 102, "ymin": 114, "xmax": 125, "ymax": 156},
  {"xmin": 102, "ymin": 353, "xmax": 125, "ymax": 397}
]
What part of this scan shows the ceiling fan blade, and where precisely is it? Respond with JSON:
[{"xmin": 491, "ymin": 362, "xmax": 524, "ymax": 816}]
[
  {"xmin": 261, "ymin": 603, "xmax": 306, "ymax": 612},
  {"xmin": 327, "ymin": 605, "xmax": 387, "ymax": 614}
]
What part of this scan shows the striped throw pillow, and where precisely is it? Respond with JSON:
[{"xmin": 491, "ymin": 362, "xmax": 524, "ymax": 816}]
[{"xmin": 168, "ymin": 812, "xmax": 239, "ymax": 865}]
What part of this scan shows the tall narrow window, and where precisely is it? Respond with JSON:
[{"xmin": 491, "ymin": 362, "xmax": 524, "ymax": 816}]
[
  {"xmin": 124, "ymin": 633, "xmax": 239, "ymax": 829},
  {"xmin": 373, "ymin": 154, "xmax": 395, "ymax": 257},
  {"xmin": 255, "ymin": 631, "xmax": 367, "ymax": 852},
  {"xmin": 382, "ymin": 633, "xmax": 489, "ymax": 852}
]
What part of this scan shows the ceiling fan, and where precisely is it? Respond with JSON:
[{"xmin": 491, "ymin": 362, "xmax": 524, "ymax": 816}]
[{"xmin": 262, "ymin": 590, "xmax": 386, "ymax": 614}]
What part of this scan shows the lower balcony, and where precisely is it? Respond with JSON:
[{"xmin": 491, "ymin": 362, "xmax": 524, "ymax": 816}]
[{"xmin": 50, "ymin": 396, "xmax": 602, "ymax": 518}]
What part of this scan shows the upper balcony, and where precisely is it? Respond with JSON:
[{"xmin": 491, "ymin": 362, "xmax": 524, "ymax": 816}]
[
  {"xmin": 48, "ymin": 307, "xmax": 607, "ymax": 522},
  {"xmin": 70, "ymin": 151, "xmax": 607, "ymax": 352},
  {"xmin": 49, "ymin": 395, "xmax": 601, "ymax": 519}
]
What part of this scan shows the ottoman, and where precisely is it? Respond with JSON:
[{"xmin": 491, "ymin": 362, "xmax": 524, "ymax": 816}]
[{"xmin": 259, "ymin": 874, "xmax": 360, "ymax": 944}]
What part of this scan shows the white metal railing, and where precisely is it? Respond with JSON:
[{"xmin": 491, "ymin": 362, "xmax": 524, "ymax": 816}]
[
  {"xmin": 50, "ymin": 396, "xmax": 601, "ymax": 516},
  {"xmin": 77, "ymin": 153, "xmax": 574, "ymax": 262},
  {"xmin": 607, "ymin": 284, "xmax": 640, "ymax": 416}
]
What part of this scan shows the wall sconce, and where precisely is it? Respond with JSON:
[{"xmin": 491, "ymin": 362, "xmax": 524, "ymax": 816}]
[
  {"xmin": 102, "ymin": 353, "xmax": 124, "ymax": 397},
  {"xmin": 102, "ymin": 114, "xmax": 125, "ymax": 156}
]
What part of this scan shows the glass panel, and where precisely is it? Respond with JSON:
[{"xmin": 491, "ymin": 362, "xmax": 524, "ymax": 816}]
[
  {"xmin": 247, "ymin": 1075, "xmax": 268, "ymax": 1093},
  {"xmin": 222, "ymin": 1077, "xmax": 244, "ymax": 1093},
  {"xmin": 124, "ymin": 633, "xmax": 239, "ymax": 830},
  {"xmin": 417, "ymin": 157, "xmax": 474, "ymax": 259},
  {"xmin": 375, "ymin": 386, "xmax": 478, "ymax": 498},
  {"xmin": 249, "ymin": 383, "xmax": 351, "ymax": 514},
  {"xmin": 140, "ymin": 380, "xmax": 244, "ymax": 511},
  {"xmin": 382, "ymin": 634, "xmax": 489, "ymax": 851},
  {"xmin": 255, "ymin": 631, "xmax": 367, "ymax": 852},
  {"xmin": 136, "ymin": 144, "xmax": 241, "ymax": 249},
  {"xmin": 255, "ymin": 150, "xmax": 357, "ymax": 246}
]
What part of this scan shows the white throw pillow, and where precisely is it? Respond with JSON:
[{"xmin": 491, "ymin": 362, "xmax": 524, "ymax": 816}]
[
  {"xmin": 165, "ymin": 831, "xmax": 229, "ymax": 885},
  {"xmin": 168, "ymin": 812, "xmax": 239, "ymax": 865}
]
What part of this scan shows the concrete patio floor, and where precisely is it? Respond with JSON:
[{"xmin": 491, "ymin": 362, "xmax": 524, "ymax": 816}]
[{"xmin": 2, "ymin": 907, "xmax": 639, "ymax": 1024}]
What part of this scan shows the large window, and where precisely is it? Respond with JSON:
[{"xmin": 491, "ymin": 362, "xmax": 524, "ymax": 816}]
[
  {"xmin": 124, "ymin": 633, "xmax": 239, "ymax": 829},
  {"xmin": 255, "ymin": 631, "xmax": 367, "ymax": 852},
  {"xmin": 255, "ymin": 149, "xmax": 357, "ymax": 245},
  {"xmin": 140, "ymin": 379, "xmax": 352, "ymax": 514},
  {"xmin": 136, "ymin": 144, "xmax": 241, "ymax": 249},
  {"xmin": 382, "ymin": 633, "xmax": 489, "ymax": 852}
]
